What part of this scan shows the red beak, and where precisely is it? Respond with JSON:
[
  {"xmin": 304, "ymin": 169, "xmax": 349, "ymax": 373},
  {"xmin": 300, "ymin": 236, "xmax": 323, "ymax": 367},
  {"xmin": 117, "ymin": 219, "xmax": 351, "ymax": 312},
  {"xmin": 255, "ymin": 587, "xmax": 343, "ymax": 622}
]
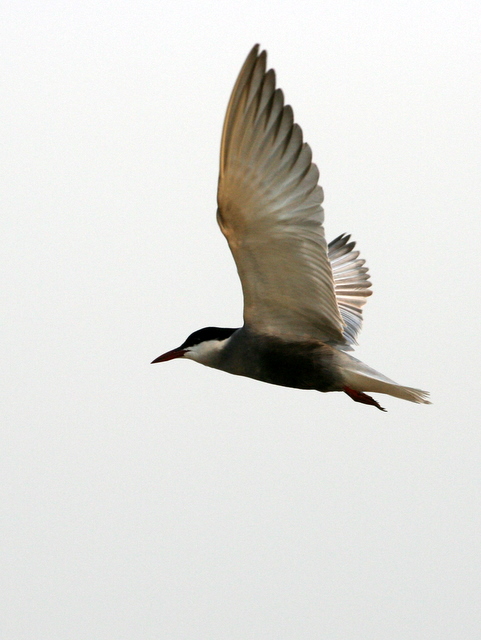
[{"xmin": 151, "ymin": 348, "xmax": 186, "ymax": 364}]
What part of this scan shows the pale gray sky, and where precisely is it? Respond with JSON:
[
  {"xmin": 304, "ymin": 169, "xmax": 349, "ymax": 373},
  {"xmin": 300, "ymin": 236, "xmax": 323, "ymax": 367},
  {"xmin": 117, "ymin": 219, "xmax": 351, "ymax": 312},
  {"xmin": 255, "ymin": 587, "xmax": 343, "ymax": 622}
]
[{"xmin": 2, "ymin": 1, "xmax": 481, "ymax": 638}]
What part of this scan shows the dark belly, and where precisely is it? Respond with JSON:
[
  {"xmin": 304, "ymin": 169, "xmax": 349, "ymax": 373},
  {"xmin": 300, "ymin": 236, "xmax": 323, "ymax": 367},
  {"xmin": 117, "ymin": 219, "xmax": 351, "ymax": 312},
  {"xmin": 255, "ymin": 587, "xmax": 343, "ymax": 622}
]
[
  {"xmin": 219, "ymin": 331, "xmax": 342, "ymax": 392},
  {"xmin": 256, "ymin": 340, "xmax": 341, "ymax": 391}
]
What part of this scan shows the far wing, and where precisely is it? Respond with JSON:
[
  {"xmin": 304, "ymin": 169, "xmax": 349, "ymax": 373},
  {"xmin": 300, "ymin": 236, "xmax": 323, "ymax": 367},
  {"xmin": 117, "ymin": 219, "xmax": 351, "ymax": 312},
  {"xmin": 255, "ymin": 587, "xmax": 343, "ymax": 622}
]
[
  {"xmin": 328, "ymin": 234, "xmax": 372, "ymax": 348},
  {"xmin": 217, "ymin": 45, "xmax": 347, "ymax": 345}
]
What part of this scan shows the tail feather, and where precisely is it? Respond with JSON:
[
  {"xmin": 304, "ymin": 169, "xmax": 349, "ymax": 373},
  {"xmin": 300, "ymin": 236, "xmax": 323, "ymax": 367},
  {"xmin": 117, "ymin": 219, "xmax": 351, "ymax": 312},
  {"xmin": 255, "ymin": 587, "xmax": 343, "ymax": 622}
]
[
  {"xmin": 343, "ymin": 370, "xmax": 431, "ymax": 404},
  {"xmin": 338, "ymin": 353, "xmax": 431, "ymax": 405}
]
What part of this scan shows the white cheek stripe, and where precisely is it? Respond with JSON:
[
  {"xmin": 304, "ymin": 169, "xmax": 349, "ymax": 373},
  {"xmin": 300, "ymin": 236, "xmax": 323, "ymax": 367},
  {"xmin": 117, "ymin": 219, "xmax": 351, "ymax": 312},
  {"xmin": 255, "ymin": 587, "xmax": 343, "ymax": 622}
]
[{"xmin": 184, "ymin": 337, "xmax": 232, "ymax": 365}]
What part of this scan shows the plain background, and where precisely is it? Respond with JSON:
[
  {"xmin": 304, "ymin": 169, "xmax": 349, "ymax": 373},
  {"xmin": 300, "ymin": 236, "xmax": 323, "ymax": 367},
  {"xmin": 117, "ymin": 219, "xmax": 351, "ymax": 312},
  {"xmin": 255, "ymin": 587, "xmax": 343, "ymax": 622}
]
[{"xmin": 2, "ymin": 1, "xmax": 480, "ymax": 638}]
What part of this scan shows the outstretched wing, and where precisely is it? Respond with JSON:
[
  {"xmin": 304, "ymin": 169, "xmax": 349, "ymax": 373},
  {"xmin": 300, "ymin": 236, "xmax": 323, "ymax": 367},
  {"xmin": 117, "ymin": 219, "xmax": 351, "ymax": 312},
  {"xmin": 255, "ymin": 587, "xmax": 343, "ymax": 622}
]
[{"xmin": 217, "ymin": 45, "xmax": 347, "ymax": 345}]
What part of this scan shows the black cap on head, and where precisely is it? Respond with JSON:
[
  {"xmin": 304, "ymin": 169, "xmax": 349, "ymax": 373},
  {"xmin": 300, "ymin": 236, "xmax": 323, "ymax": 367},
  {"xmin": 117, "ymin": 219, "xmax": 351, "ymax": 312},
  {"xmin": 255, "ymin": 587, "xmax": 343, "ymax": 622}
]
[{"xmin": 179, "ymin": 327, "xmax": 238, "ymax": 349}]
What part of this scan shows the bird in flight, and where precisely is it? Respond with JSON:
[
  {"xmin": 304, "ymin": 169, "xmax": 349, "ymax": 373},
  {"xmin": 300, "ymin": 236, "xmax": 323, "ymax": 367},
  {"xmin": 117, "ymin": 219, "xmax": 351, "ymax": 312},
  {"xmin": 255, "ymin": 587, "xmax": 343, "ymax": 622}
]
[{"xmin": 152, "ymin": 45, "xmax": 430, "ymax": 411}]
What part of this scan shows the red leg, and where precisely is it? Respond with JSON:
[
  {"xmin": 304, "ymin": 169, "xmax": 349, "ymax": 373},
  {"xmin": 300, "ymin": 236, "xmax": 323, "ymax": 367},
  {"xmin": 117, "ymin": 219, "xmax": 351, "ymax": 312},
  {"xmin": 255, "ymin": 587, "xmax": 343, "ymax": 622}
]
[{"xmin": 344, "ymin": 386, "xmax": 387, "ymax": 411}]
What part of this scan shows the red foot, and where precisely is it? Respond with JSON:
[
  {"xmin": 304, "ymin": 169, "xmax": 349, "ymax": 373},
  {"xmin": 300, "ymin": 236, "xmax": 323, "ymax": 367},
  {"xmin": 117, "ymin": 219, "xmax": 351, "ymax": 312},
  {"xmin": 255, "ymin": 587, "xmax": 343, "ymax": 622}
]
[{"xmin": 344, "ymin": 387, "xmax": 387, "ymax": 411}]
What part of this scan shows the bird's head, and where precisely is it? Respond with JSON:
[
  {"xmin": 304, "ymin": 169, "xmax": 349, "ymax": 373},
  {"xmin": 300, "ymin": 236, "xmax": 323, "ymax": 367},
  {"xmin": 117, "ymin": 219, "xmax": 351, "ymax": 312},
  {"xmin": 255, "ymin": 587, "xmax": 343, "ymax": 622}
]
[{"xmin": 151, "ymin": 327, "xmax": 238, "ymax": 366}]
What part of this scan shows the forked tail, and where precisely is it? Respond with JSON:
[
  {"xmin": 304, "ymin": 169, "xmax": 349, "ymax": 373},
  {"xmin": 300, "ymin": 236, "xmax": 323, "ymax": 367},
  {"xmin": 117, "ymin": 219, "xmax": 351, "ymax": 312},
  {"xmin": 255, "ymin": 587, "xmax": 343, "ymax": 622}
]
[{"xmin": 338, "ymin": 352, "xmax": 431, "ymax": 408}]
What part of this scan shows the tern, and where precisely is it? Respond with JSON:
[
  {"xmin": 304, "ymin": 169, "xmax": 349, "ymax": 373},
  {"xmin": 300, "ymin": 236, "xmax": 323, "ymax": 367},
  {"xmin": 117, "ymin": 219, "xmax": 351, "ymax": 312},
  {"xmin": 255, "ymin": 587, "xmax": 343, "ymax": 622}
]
[{"xmin": 152, "ymin": 45, "xmax": 430, "ymax": 411}]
